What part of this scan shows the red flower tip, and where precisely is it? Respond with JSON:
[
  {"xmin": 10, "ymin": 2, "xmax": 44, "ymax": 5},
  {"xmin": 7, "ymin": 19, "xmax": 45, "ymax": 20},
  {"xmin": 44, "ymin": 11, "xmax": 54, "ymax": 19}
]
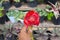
[{"xmin": 24, "ymin": 10, "xmax": 40, "ymax": 28}]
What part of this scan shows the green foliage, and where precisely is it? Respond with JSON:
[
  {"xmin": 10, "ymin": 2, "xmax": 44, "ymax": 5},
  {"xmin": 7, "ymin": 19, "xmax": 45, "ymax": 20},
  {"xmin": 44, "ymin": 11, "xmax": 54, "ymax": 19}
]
[
  {"xmin": 0, "ymin": 7, "xmax": 4, "ymax": 17},
  {"xmin": 46, "ymin": 5, "xmax": 51, "ymax": 9},
  {"xmin": 36, "ymin": 8, "xmax": 47, "ymax": 16},
  {"xmin": 14, "ymin": 0, "xmax": 20, "ymax": 2},
  {"xmin": 0, "ymin": 12, "xmax": 3, "ymax": 17},
  {"xmin": 7, "ymin": 7, "xmax": 54, "ymax": 21},
  {"xmin": 47, "ymin": 12, "xmax": 54, "ymax": 20},
  {"xmin": 0, "ymin": 0, "xmax": 4, "ymax": 3},
  {"xmin": 36, "ymin": 7, "xmax": 54, "ymax": 21},
  {"xmin": 29, "ymin": 0, "xmax": 34, "ymax": 2},
  {"xmin": 7, "ymin": 10, "xmax": 26, "ymax": 20},
  {"xmin": 0, "ymin": 7, "xmax": 4, "ymax": 10}
]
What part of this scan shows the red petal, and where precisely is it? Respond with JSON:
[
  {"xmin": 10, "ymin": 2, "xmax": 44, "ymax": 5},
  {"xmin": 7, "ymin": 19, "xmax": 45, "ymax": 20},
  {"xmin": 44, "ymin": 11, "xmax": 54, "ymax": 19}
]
[{"xmin": 24, "ymin": 10, "xmax": 40, "ymax": 27}]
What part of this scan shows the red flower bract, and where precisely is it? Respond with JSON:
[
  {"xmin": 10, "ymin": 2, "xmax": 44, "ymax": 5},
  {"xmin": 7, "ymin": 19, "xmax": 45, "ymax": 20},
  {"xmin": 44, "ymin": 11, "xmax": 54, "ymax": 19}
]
[{"xmin": 24, "ymin": 10, "xmax": 40, "ymax": 27}]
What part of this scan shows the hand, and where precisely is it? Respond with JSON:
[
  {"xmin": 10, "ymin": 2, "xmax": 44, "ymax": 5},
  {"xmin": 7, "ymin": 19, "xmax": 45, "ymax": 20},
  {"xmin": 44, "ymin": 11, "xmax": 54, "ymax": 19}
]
[{"xmin": 18, "ymin": 26, "xmax": 32, "ymax": 40}]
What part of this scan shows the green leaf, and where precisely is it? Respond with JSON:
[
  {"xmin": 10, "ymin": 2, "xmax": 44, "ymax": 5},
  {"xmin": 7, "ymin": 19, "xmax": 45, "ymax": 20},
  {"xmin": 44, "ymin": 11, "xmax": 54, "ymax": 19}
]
[
  {"xmin": 0, "ymin": 7, "xmax": 4, "ymax": 10},
  {"xmin": 14, "ymin": 0, "xmax": 20, "ymax": 2},
  {"xmin": 36, "ymin": 8, "xmax": 48, "ymax": 16},
  {"xmin": 47, "ymin": 12, "xmax": 54, "ymax": 20},
  {"xmin": 0, "ymin": 12, "xmax": 3, "ymax": 17},
  {"xmin": 46, "ymin": 5, "xmax": 51, "ymax": 9},
  {"xmin": 29, "ymin": 0, "xmax": 34, "ymax": 2}
]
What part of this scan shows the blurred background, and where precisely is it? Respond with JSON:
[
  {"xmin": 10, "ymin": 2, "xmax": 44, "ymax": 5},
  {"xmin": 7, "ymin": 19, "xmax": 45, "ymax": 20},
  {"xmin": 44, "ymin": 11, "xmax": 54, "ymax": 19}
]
[{"xmin": 0, "ymin": 0, "xmax": 60, "ymax": 40}]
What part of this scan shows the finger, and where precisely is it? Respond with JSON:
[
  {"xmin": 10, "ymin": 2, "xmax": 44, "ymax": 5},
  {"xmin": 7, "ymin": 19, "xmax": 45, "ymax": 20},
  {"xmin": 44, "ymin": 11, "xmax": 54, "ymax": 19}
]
[{"xmin": 20, "ymin": 26, "xmax": 27, "ymax": 33}]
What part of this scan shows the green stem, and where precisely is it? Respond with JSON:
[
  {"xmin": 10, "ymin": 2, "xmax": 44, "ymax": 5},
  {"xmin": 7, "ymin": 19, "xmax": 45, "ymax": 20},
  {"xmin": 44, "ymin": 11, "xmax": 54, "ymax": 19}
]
[{"xmin": 28, "ymin": 26, "xmax": 34, "ymax": 40}]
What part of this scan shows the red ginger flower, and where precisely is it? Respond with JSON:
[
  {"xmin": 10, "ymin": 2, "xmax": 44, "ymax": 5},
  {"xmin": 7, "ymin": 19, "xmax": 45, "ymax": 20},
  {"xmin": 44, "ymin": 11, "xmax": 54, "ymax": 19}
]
[{"xmin": 24, "ymin": 10, "xmax": 40, "ymax": 28}]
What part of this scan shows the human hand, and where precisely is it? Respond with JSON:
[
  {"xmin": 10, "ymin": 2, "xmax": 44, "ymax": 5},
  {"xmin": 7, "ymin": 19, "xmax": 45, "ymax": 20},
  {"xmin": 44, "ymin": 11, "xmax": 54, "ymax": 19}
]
[{"xmin": 18, "ymin": 26, "xmax": 32, "ymax": 40}]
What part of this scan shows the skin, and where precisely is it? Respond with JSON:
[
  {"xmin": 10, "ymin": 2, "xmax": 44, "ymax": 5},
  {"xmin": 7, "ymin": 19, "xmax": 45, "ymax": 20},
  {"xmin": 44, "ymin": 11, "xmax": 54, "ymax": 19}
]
[{"xmin": 18, "ymin": 26, "xmax": 32, "ymax": 40}]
